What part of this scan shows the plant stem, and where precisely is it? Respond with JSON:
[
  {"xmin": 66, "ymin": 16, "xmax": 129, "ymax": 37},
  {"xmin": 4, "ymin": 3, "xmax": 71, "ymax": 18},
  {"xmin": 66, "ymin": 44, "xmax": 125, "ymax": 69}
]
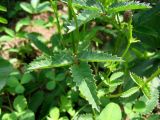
[
  {"xmin": 50, "ymin": 0, "xmax": 64, "ymax": 48},
  {"xmin": 68, "ymin": 0, "xmax": 80, "ymax": 54},
  {"xmin": 71, "ymin": 104, "xmax": 88, "ymax": 120},
  {"xmin": 68, "ymin": 0, "xmax": 76, "ymax": 55},
  {"xmin": 146, "ymin": 68, "xmax": 160, "ymax": 83},
  {"xmin": 122, "ymin": 20, "xmax": 132, "ymax": 58}
]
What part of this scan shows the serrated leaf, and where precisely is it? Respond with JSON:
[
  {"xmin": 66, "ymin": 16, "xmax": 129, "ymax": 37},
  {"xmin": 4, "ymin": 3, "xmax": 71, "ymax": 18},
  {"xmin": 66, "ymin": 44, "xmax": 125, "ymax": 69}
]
[
  {"xmin": 71, "ymin": 62, "xmax": 100, "ymax": 111},
  {"xmin": 108, "ymin": 80, "xmax": 123, "ymax": 87},
  {"xmin": 79, "ymin": 51, "xmax": 122, "ymax": 62},
  {"xmin": 28, "ymin": 52, "xmax": 73, "ymax": 70},
  {"xmin": 140, "ymin": 87, "xmax": 159, "ymax": 114},
  {"xmin": 130, "ymin": 73, "xmax": 144, "ymax": 87},
  {"xmin": 66, "ymin": 10, "xmax": 100, "ymax": 33},
  {"xmin": 109, "ymin": 1, "xmax": 151, "ymax": 13},
  {"xmin": 110, "ymin": 72, "xmax": 124, "ymax": 81},
  {"xmin": 121, "ymin": 87, "xmax": 139, "ymax": 98},
  {"xmin": 141, "ymin": 84, "xmax": 151, "ymax": 99},
  {"xmin": 62, "ymin": 0, "xmax": 102, "ymax": 11},
  {"xmin": 98, "ymin": 102, "xmax": 122, "ymax": 120},
  {"xmin": 130, "ymin": 73, "xmax": 151, "ymax": 99}
]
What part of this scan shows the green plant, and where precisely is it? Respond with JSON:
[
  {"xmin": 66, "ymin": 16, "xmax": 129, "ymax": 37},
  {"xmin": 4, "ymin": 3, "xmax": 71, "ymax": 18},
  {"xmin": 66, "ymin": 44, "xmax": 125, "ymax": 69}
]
[
  {"xmin": 0, "ymin": 0, "xmax": 160, "ymax": 120},
  {"xmin": 26, "ymin": 0, "xmax": 159, "ymax": 119}
]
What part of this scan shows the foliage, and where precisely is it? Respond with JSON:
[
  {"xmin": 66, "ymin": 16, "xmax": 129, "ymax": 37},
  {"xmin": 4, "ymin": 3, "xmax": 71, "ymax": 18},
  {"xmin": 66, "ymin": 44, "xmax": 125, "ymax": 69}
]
[{"xmin": 0, "ymin": 0, "xmax": 160, "ymax": 120}]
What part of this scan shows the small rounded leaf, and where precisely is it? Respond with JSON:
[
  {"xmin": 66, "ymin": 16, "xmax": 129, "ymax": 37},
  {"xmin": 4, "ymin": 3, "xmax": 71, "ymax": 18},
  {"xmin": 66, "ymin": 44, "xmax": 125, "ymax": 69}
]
[
  {"xmin": 13, "ymin": 95, "xmax": 27, "ymax": 112},
  {"xmin": 98, "ymin": 102, "xmax": 122, "ymax": 120},
  {"xmin": 49, "ymin": 107, "xmax": 60, "ymax": 120},
  {"xmin": 133, "ymin": 101, "xmax": 146, "ymax": 113},
  {"xmin": 15, "ymin": 84, "xmax": 25, "ymax": 94},
  {"xmin": 46, "ymin": 81, "xmax": 56, "ymax": 90},
  {"xmin": 19, "ymin": 109, "xmax": 35, "ymax": 120},
  {"xmin": 2, "ymin": 112, "xmax": 17, "ymax": 120},
  {"xmin": 21, "ymin": 73, "xmax": 33, "ymax": 84},
  {"xmin": 55, "ymin": 73, "xmax": 65, "ymax": 81},
  {"xmin": 6, "ymin": 77, "xmax": 19, "ymax": 88}
]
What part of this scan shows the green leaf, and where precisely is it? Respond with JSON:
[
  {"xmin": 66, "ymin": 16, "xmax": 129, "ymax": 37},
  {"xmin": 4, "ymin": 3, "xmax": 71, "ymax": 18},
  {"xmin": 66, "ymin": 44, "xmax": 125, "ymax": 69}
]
[
  {"xmin": 19, "ymin": 109, "xmax": 35, "ymax": 120},
  {"xmin": 130, "ymin": 73, "xmax": 144, "ymax": 87},
  {"xmin": 66, "ymin": 10, "xmax": 100, "ymax": 33},
  {"xmin": 29, "ymin": 91, "xmax": 44, "ymax": 112},
  {"xmin": 28, "ymin": 52, "xmax": 73, "ymax": 70},
  {"xmin": 46, "ymin": 81, "xmax": 56, "ymax": 90},
  {"xmin": 148, "ymin": 114, "xmax": 160, "ymax": 120},
  {"xmin": 79, "ymin": 51, "xmax": 122, "ymax": 62},
  {"xmin": 6, "ymin": 76, "xmax": 19, "ymax": 88},
  {"xmin": 0, "ymin": 57, "xmax": 14, "ymax": 90},
  {"xmin": 31, "ymin": 0, "xmax": 40, "ymax": 9},
  {"xmin": 27, "ymin": 33, "xmax": 51, "ymax": 55},
  {"xmin": 60, "ymin": 96, "xmax": 75, "ymax": 116},
  {"xmin": 37, "ymin": 2, "xmax": 51, "ymax": 13},
  {"xmin": 20, "ymin": 2, "xmax": 34, "ymax": 14},
  {"xmin": 71, "ymin": 62, "xmax": 100, "ymax": 111},
  {"xmin": 15, "ymin": 84, "xmax": 25, "ymax": 94},
  {"xmin": 0, "ymin": 35, "xmax": 13, "ymax": 41},
  {"xmin": 3, "ymin": 28, "xmax": 15, "ymax": 37},
  {"xmin": 140, "ymin": 87, "xmax": 159, "ymax": 114},
  {"xmin": 49, "ymin": 107, "xmax": 60, "ymax": 120},
  {"xmin": 13, "ymin": 95, "xmax": 27, "ymax": 112},
  {"xmin": 141, "ymin": 84, "xmax": 151, "ymax": 99},
  {"xmin": 98, "ymin": 102, "xmax": 122, "ymax": 120},
  {"xmin": 62, "ymin": 0, "xmax": 102, "ymax": 11},
  {"xmin": 21, "ymin": 73, "xmax": 33, "ymax": 84},
  {"xmin": 0, "ymin": 5, "xmax": 7, "ymax": 12},
  {"xmin": 133, "ymin": 101, "xmax": 146, "ymax": 113},
  {"xmin": 110, "ymin": 72, "xmax": 124, "ymax": 81},
  {"xmin": 75, "ymin": 113, "xmax": 93, "ymax": 120},
  {"xmin": 121, "ymin": 87, "xmax": 139, "ymax": 98},
  {"xmin": 130, "ymin": 73, "xmax": 151, "ymax": 99},
  {"xmin": 0, "ymin": 17, "xmax": 8, "ymax": 24},
  {"xmin": 2, "ymin": 112, "xmax": 17, "ymax": 120},
  {"xmin": 109, "ymin": 1, "xmax": 151, "ymax": 13},
  {"xmin": 55, "ymin": 73, "xmax": 65, "ymax": 81},
  {"xmin": 16, "ymin": 17, "xmax": 31, "ymax": 32}
]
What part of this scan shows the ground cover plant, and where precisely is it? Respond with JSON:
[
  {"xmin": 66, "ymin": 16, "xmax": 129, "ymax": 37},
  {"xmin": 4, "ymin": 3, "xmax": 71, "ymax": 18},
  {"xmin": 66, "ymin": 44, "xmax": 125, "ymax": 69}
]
[{"xmin": 0, "ymin": 0, "xmax": 160, "ymax": 120}]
